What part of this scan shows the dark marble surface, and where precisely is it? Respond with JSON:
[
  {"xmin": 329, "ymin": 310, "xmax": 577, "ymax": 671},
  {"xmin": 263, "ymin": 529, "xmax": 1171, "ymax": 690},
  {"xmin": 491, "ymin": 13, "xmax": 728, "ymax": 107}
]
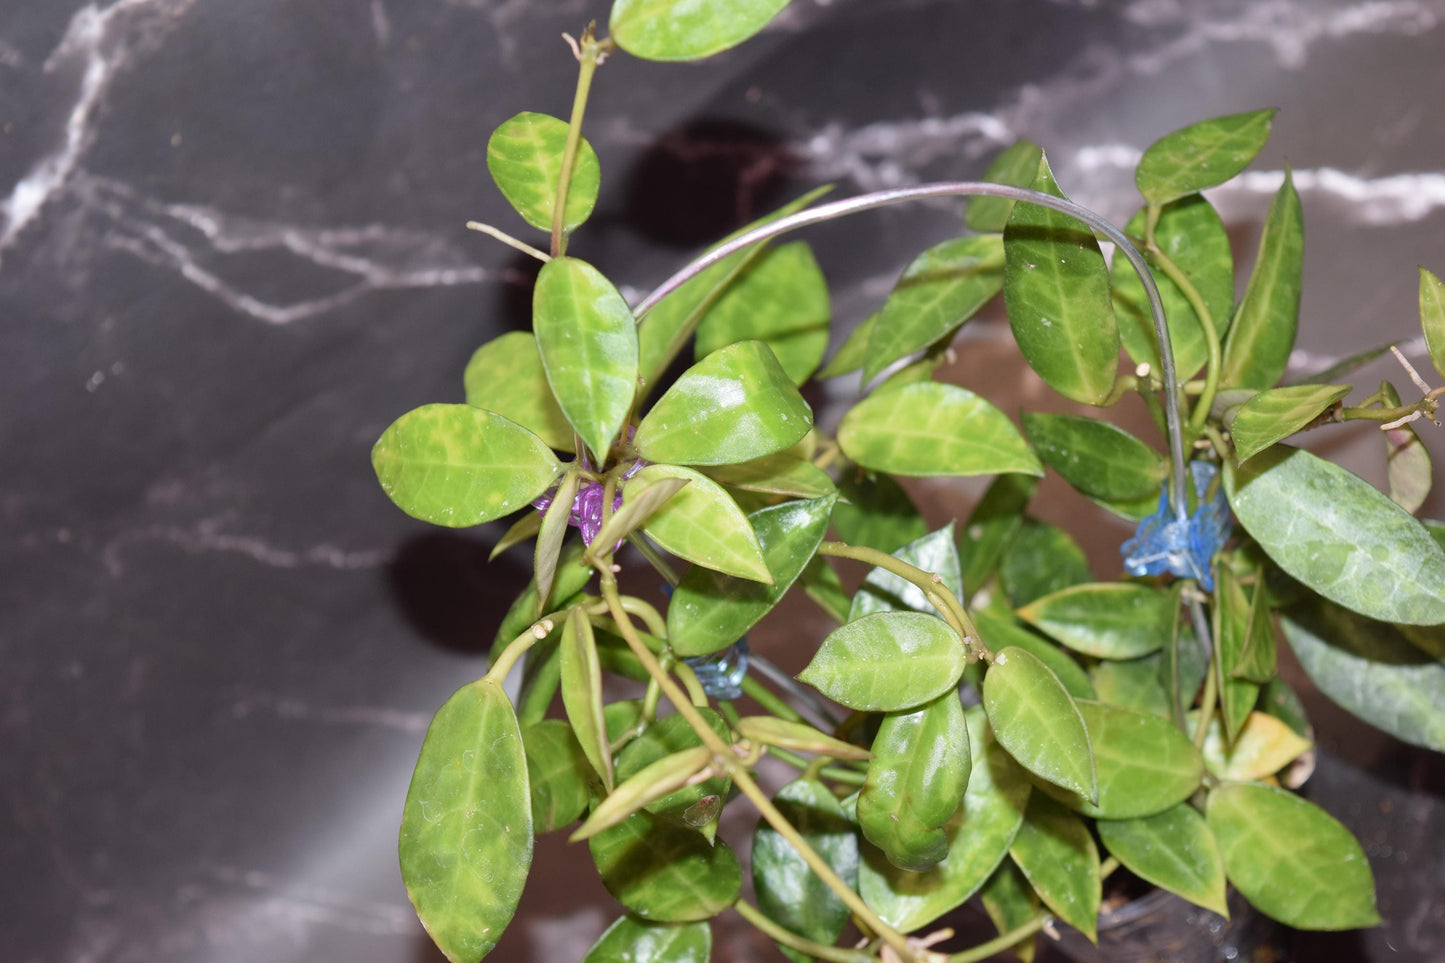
[{"xmin": 4, "ymin": 1, "xmax": 1444, "ymax": 961}]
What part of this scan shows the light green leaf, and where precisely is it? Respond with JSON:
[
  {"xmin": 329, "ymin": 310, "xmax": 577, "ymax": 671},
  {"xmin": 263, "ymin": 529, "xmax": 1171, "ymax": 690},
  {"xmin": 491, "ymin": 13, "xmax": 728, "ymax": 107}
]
[
  {"xmin": 819, "ymin": 311, "xmax": 878, "ymax": 378},
  {"xmin": 958, "ymin": 474, "xmax": 1037, "ymax": 601},
  {"xmin": 561, "ymin": 607, "xmax": 613, "ymax": 791},
  {"xmin": 610, "ymin": 0, "xmax": 789, "ymax": 61},
  {"xmin": 984, "ymin": 647, "xmax": 1097, "ymax": 803},
  {"xmin": 1160, "ymin": 617, "xmax": 1210, "ymax": 729},
  {"xmin": 1227, "ymin": 446, "xmax": 1445, "ymax": 625},
  {"xmin": 612, "ymin": 710, "xmax": 732, "ymax": 832},
  {"xmin": 491, "ymin": 544, "xmax": 593, "ymax": 665},
  {"xmin": 636, "ymin": 341, "xmax": 811, "ymax": 466},
  {"xmin": 1261, "ymin": 676, "xmax": 1313, "ymax": 740},
  {"xmin": 1213, "ymin": 564, "xmax": 1261, "ymax": 742},
  {"xmin": 703, "ymin": 451, "xmax": 835, "ymax": 499},
  {"xmin": 586, "ymin": 476, "xmax": 690, "ymax": 561},
  {"xmin": 522, "ymin": 719, "xmax": 593, "ymax": 833},
  {"xmin": 373, "ymin": 404, "xmax": 563, "ymax": 527},
  {"xmin": 1287, "ymin": 342, "xmax": 1397, "ymax": 387},
  {"xmin": 533, "ymin": 257, "xmax": 638, "ymax": 461},
  {"xmin": 1221, "ymin": 170, "xmax": 1303, "ymax": 389},
  {"xmin": 838, "ymin": 381, "xmax": 1042, "ymax": 477},
  {"xmin": 799, "ymin": 612, "xmax": 966, "ymax": 712},
  {"xmin": 1090, "ymin": 655, "xmax": 1170, "ymax": 719},
  {"xmin": 1003, "ymin": 154, "xmax": 1118, "ymax": 405},
  {"xmin": 967, "ymin": 140, "xmax": 1044, "ymax": 233},
  {"xmin": 1136, "ymin": 109, "xmax": 1277, "ymax": 206},
  {"xmin": 694, "ymin": 241, "xmax": 830, "ymax": 384},
  {"xmin": 799, "ymin": 555, "xmax": 851, "ymax": 624},
  {"xmin": 582, "ymin": 916, "xmax": 711, "ymax": 963},
  {"xmin": 534, "ymin": 470, "xmax": 580, "ymax": 615},
  {"xmin": 863, "ymin": 234, "xmax": 1004, "ymax": 382},
  {"xmin": 487, "ymin": 111, "xmax": 600, "ymax": 233},
  {"xmin": 1097, "ymin": 804, "xmax": 1227, "ymax": 917},
  {"xmin": 668, "ymin": 494, "xmax": 836, "ymax": 656},
  {"xmin": 1230, "ymin": 383, "xmax": 1350, "ymax": 462},
  {"xmin": 734, "ymin": 716, "xmax": 871, "ymax": 761},
  {"xmin": 490, "ymin": 511, "xmax": 543, "ymax": 561},
  {"xmin": 465, "ymin": 332, "xmax": 574, "ymax": 452},
  {"xmin": 850, "ymin": 524, "xmax": 964, "ymax": 621},
  {"xmin": 1198, "ymin": 711, "xmax": 1311, "ymax": 782},
  {"xmin": 590, "ymin": 811, "xmax": 742, "ymax": 921},
  {"xmin": 574, "ymin": 746, "xmax": 715, "ymax": 841},
  {"xmin": 400, "ymin": 679, "xmax": 532, "ymax": 962},
  {"xmin": 974, "ymin": 604, "xmax": 1095, "ymax": 700},
  {"xmin": 832, "ymin": 470, "xmax": 927, "ymax": 554},
  {"xmin": 979, "ymin": 862, "xmax": 1040, "ymax": 963},
  {"xmin": 753, "ymin": 779, "xmax": 857, "ymax": 957},
  {"xmin": 997, "ymin": 519, "xmax": 1092, "ymax": 609},
  {"xmin": 1017, "ymin": 583, "xmax": 1175, "ymax": 660},
  {"xmin": 1021, "ymin": 412, "xmax": 1166, "ymax": 501},
  {"xmin": 1421, "ymin": 267, "xmax": 1445, "ymax": 378},
  {"xmin": 1232, "ymin": 561, "xmax": 1279, "ymax": 683},
  {"xmin": 1382, "ymin": 380, "xmax": 1432, "ymax": 514},
  {"xmin": 1009, "ymin": 794, "xmax": 1100, "ymax": 942},
  {"xmin": 626, "ymin": 464, "xmax": 770, "ymax": 582},
  {"xmin": 1208, "ymin": 782, "xmax": 1379, "ymax": 930}
]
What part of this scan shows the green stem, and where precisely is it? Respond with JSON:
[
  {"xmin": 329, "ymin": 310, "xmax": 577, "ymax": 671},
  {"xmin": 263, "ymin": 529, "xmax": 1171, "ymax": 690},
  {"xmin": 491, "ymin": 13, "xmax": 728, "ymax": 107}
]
[
  {"xmin": 1339, "ymin": 403, "xmax": 1424, "ymax": 422},
  {"xmin": 1148, "ymin": 245, "xmax": 1222, "ymax": 438},
  {"xmin": 485, "ymin": 609, "xmax": 568, "ymax": 684},
  {"xmin": 733, "ymin": 899, "xmax": 874, "ymax": 963},
  {"xmin": 550, "ymin": 27, "xmax": 605, "ymax": 258},
  {"xmin": 616, "ymin": 593, "xmax": 667, "ymax": 637},
  {"xmin": 673, "ymin": 660, "xmax": 709, "ymax": 707},
  {"xmin": 947, "ymin": 915, "xmax": 1049, "ymax": 963},
  {"xmin": 1193, "ymin": 657, "xmax": 1219, "ymax": 751},
  {"xmin": 627, "ymin": 532, "xmax": 680, "ymax": 587},
  {"xmin": 740, "ymin": 674, "xmax": 805, "ymax": 724}
]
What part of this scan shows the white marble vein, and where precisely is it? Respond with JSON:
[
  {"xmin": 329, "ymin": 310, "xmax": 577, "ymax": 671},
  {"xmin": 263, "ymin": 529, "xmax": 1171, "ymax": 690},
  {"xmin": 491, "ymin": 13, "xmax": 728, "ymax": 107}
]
[
  {"xmin": 103, "ymin": 516, "xmax": 388, "ymax": 577},
  {"xmin": 228, "ymin": 691, "xmax": 430, "ymax": 734}
]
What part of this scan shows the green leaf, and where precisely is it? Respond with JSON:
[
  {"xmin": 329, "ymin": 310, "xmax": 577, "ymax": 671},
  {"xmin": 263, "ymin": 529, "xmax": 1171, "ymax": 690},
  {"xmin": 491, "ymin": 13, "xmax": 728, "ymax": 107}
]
[
  {"xmin": 561, "ymin": 607, "xmax": 613, "ymax": 791},
  {"xmin": 533, "ymin": 257, "xmax": 638, "ymax": 461},
  {"xmin": 1421, "ymin": 266, "xmax": 1445, "ymax": 378},
  {"xmin": 1160, "ymin": 617, "xmax": 1210, "ymax": 729},
  {"xmin": 534, "ymin": 470, "xmax": 580, "ymax": 614},
  {"xmin": 1287, "ymin": 342, "xmax": 1397, "ymax": 386},
  {"xmin": 491, "ymin": 544, "xmax": 593, "ymax": 664},
  {"xmin": 465, "ymin": 332, "xmax": 574, "ymax": 452},
  {"xmin": 819, "ymin": 311, "xmax": 878, "ymax": 378},
  {"xmin": 373, "ymin": 404, "xmax": 563, "ymax": 528},
  {"xmin": 487, "ymin": 111, "xmax": 600, "ymax": 233},
  {"xmin": 1136, "ymin": 109, "xmax": 1277, "ymax": 206},
  {"xmin": 1281, "ymin": 595, "xmax": 1445, "ymax": 752},
  {"xmin": 1221, "ymin": 170, "xmax": 1303, "ymax": 389},
  {"xmin": 610, "ymin": 0, "xmax": 789, "ymax": 61},
  {"xmin": 838, "ymin": 381, "xmax": 1042, "ymax": 477},
  {"xmin": 1021, "ymin": 412, "xmax": 1166, "ymax": 501},
  {"xmin": 1090, "ymin": 655, "xmax": 1170, "ymax": 719},
  {"xmin": 1097, "ymin": 804, "xmax": 1227, "ymax": 917},
  {"xmin": 1113, "ymin": 196, "xmax": 1235, "ymax": 381},
  {"xmin": 799, "ymin": 555, "xmax": 851, "ymax": 624},
  {"xmin": 1009, "ymin": 794, "xmax": 1100, "ymax": 942},
  {"xmin": 1229, "ymin": 383, "xmax": 1350, "ymax": 462},
  {"xmin": 613, "ymin": 709, "xmax": 732, "ymax": 832},
  {"xmin": 958, "ymin": 474, "xmax": 1037, "ymax": 600},
  {"xmin": 582, "ymin": 916, "xmax": 711, "ymax": 963},
  {"xmin": 522, "ymin": 719, "xmax": 593, "ymax": 833},
  {"xmin": 1233, "ymin": 562, "xmax": 1279, "ymax": 683},
  {"xmin": 588, "ymin": 476, "xmax": 690, "ymax": 559},
  {"xmin": 636, "ymin": 341, "xmax": 812, "ymax": 466},
  {"xmin": 694, "ymin": 241, "xmax": 830, "ymax": 384},
  {"xmin": 849, "ymin": 524, "xmax": 964, "ymax": 620},
  {"xmin": 966, "ymin": 140, "xmax": 1045, "ymax": 233},
  {"xmin": 1213, "ymin": 564, "xmax": 1261, "ymax": 742},
  {"xmin": 1198, "ymin": 711, "xmax": 1311, "ymax": 782},
  {"xmin": 997, "ymin": 520, "xmax": 1091, "ymax": 609},
  {"xmin": 734, "ymin": 716, "xmax": 871, "ymax": 761},
  {"xmin": 832, "ymin": 470, "xmax": 927, "ymax": 554},
  {"xmin": 752, "ymin": 779, "xmax": 858, "ymax": 956},
  {"xmin": 974, "ymin": 606, "xmax": 1093, "ymax": 703},
  {"xmin": 590, "ymin": 810, "xmax": 742, "ymax": 921},
  {"xmin": 860, "ymin": 708, "xmax": 1032, "ymax": 932},
  {"xmin": 979, "ymin": 862, "xmax": 1040, "ymax": 963},
  {"xmin": 863, "ymin": 235, "xmax": 1005, "ymax": 382},
  {"xmin": 668, "ymin": 494, "xmax": 836, "ymax": 657},
  {"xmin": 626, "ymin": 464, "xmax": 770, "ymax": 582},
  {"xmin": 1260, "ymin": 676, "xmax": 1312, "ymax": 739},
  {"xmin": 400, "ymin": 679, "xmax": 532, "ymax": 962},
  {"xmin": 703, "ymin": 451, "xmax": 835, "ymax": 500},
  {"xmin": 1003, "ymin": 154, "xmax": 1118, "ymax": 405},
  {"xmin": 490, "ymin": 511, "xmax": 543, "ymax": 561},
  {"xmin": 1227, "ymin": 446, "xmax": 1445, "ymax": 624},
  {"xmin": 983, "ymin": 647, "xmax": 1097, "ymax": 803},
  {"xmin": 574, "ymin": 745, "xmax": 715, "ymax": 841},
  {"xmin": 1382, "ymin": 380, "xmax": 1432, "ymax": 514},
  {"xmin": 1208, "ymin": 782, "xmax": 1379, "ymax": 930},
  {"xmin": 1017, "ymin": 583, "xmax": 1175, "ymax": 660},
  {"xmin": 799, "ymin": 612, "xmax": 966, "ymax": 712},
  {"xmin": 1037, "ymin": 700, "xmax": 1203, "ymax": 819}
]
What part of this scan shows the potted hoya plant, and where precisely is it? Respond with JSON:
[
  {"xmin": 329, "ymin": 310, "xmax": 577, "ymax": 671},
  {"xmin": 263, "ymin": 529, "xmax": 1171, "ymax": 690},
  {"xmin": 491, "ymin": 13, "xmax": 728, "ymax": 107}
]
[{"xmin": 370, "ymin": 3, "xmax": 1445, "ymax": 961}]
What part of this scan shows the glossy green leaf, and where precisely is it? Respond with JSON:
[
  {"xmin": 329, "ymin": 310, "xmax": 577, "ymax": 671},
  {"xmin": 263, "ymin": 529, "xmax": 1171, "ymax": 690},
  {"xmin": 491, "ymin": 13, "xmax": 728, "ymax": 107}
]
[
  {"xmin": 1382, "ymin": 380, "xmax": 1432, "ymax": 514},
  {"xmin": 1021, "ymin": 412, "xmax": 1165, "ymax": 501},
  {"xmin": 533, "ymin": 257, "xmax": 638, "ymax": 460},
  {"xmin": 1113, "ymin": 196, "xmax": 1235, "ymax": 381},
  {"xmin": 1230, "ymin": 383, "xmax": 1350, "ymax": 462},
  {"xmin": 1018, "ymin": 583, "xmax": 1175, "ymax": 660},
  {"xmin": 400, "ymin": 679, "xmax": 532, "ymax": 962},
  {"xmin": 1160, "ymin": 618, "xmax": 1209, "ymax": 729},
  {"xmin": 1260, "ymin": 677, "xmax": 1312, "ymax": 739},
  {"xmin": 373, "ymin": 404, "xmax": 562, "ymax": 528},
  {"xmin": 703, "ymin": 451, "xmax": 835, "ymax": 499},
  {"xmin": 832, "ymin": 470, "xmax": 926, "ymax": 554},
  {"xmin": 980, "ymin": 861, "xmax": 1040, "ymax": 963},
  {"xmin": 1281, "ymin": 596, "xmax": 1445, "ymax": 752},
  {"xmin": 625, "ymin": 464, "xmax": 769, "ymax": 582},
  {"xmin": 800, "ymin": 612, "xmax": 966, "ymax": 712},
  {"xmin": 1097, "ymin": 804, "xmax": 1227, "ymax": 917},
  {"xmin": 752, "ymin": 779, "xmax": 857, "ymax": 956},
  {"xmin": 582, "ymin": 916, "xmax": 711, "ymax": 963},
  {"xmin": 1009, "ymin": 794, "xmax": 1100, "ymax": 942},
  {"xmin": 967, "ymin": 140, "xmax": 1044, "ymax": 233},
  {"xmin": 958, "ymin": 474, "xmax": 1037, "ymax": 600},
  {"xmin": 860, "ymin": 708, "xmax": 1032, "ymax": 932},
  {"xmin": 561, "ymin": 607, "xmax": 613, "ymax": 791},
  {"xmin": 819, "ymin": 311, "xmax": 878, "ymax": 378},
  {"xmin": 588, "ymin": 476, "xmax": 690, "ymax": 559},
  {"xmin": 1038, "ymin": 700, "xmax": 1203, "ymax": 819},
  {"xmin": 491, "ymin": 545, "xmax": 593, "ymax": 664},
  {"xmin": 517, "ymin": 635, "xmax": 564, "ymax": 729},
  {"xmin": 1421, "ymin": 267, "xmax": 1445, "ymax": 378},
  {"xmin": 465, "ymin": 332, "xmax": 574, "ymax": 452},
  {"xmin": 850, "ymin": 524, "xmax": 963, "ymax": 621},
  {"xmin": 636, "ymin": 341, "xmax": 811, "ymax": 466},
  {"xmin": 1090, "ymin": 654, "xmax": 1170, "ymax": 719},
  {"xmin": 613, "ymin": 709, "xmax": 732, "ymax": 830},
  {"xmin": 974, "ymin": 604, "xmax": 1095, "ymax": 700},
  {"xmin": 575, "ymin": 745, "xmax": 714, "ymax": 841},
  {"xmin": 490, "ymin": 511, "xmax": 543, "ymax": 561},
  {"xmin": 1208, "ymin": 782, "xmax": 1379, "ymax": 930},
  {"xmin": 534, "ymin": 470, "xmax": 580, "ymax": 614},
  {"xmin": 734, "ymin": 716, "xmax": 871, "ymax": 761},
  {"xmin": 1136, "ymin": 109, "xmax": 1276, "ymax": 206},
  {"xmin": 590, "ymin": 810, "xmax": 742, "ymax": 921},
  {"xmin": 610, "ymin": 0, "xmax": 789, "ymax": 61},
  {"xmin": 1198, "ymin": 711, "xmax": 1311, "ymax": 782},
  {"xmin": 984, "ymin": 647, "xmax": 1096, "ymax": 802},
  {"xmin": 487, "ymin": 111, "xmax": 600, "ymax": 233},
  {"xmin": 863, "ymin": 234, "xmax": 1004, "ymax": 382},
  {"xmin": 799, "ymin": 555, "xmax": 851, "ymax": 624},
  {"xmin": 522, "ymin": 720, "xmax": 593, "ymax": 833},
  {"xmin": 839, "ymin": 381, "xmax": 1042, "ymax": 477},
  {"xmin": 997, "ymin": 519, "xmax": 1091, "ymax": 608},
  {"xmin": 1232, "ymin": 563, "xmax": 1279, "ymax": 683},
  {"xmin": 1221, "ymin": 170, "xmax": 1302, "ymax": 389},
  {"xmin": 1213, "ymin": 564, "xmax": 1261, "ymax": 742},
  {"xmin": 694, "ymin": 241, "xmax": 829, "ymax": 384},
  {"xmin": 667, "ymin": 494, "xmax": 835, "ymax": 656},
  {"xmin": 1287, "ymin": 342, "xmax": 1397, "ymax": 387},
  {"xmin": 1003, "ymin": 155, "xmax": 1118, "ymax": 405},
  {"xmin": 1227, "ymin": 446, "xmax": 1445, "ymax": 624}
]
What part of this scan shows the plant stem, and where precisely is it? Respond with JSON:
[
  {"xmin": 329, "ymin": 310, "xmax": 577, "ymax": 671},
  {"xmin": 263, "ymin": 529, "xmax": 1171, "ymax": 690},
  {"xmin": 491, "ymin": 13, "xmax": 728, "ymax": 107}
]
[
  {"xmin": 616, "ymin": 593, "xmax": 667, "ymax": 637},
  {"xmin": 465, "ymin": 221, "xmax": 550, "ymax": 262},
  {"xmin": 1193, "ymin": 657, "xmax": 1219, "ymax": 750},
  {"xmin": 627, "ymin": 532, "xmax": 680, "ymax": 586},
  {"xmin": 485, "ymin": 610, "xmax": 567, "ymax": 684},
  {"xmin": 1147, "ymin": 245, "xmax": 1222, "ymax": 438},
  {"xmin": 673, "ymin": 660, "xmax": 709, "ymax": 707},
  {"xmin": 740, "ymin": 674, "xmax": 806, "ymax": 724},
  {"xmin": 550, "ymin": 26, "xmax": 604, "ymax": 258},
  {"xmin": 946, "ymin": 915, "xmax": 1049, "ymax": 963},
  {"xmin": 734, "ymin": 899, "xmax": 875, "ymax": 963}
]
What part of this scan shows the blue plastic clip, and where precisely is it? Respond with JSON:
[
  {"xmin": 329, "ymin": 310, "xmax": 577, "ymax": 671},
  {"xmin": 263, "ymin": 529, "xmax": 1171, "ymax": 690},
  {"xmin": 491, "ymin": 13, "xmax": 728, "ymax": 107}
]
[{"xmin": 1121, "ymin": 461, "xmax": 1232, "ymax": 591}]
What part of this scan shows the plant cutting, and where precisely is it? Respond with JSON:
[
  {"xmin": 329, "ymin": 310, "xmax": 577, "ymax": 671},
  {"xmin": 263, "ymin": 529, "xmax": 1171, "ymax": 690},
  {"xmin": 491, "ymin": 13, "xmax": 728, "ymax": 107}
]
[{"xmin": 370, "ymin": 4, "xmax": 1445, "ymax": 961}]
